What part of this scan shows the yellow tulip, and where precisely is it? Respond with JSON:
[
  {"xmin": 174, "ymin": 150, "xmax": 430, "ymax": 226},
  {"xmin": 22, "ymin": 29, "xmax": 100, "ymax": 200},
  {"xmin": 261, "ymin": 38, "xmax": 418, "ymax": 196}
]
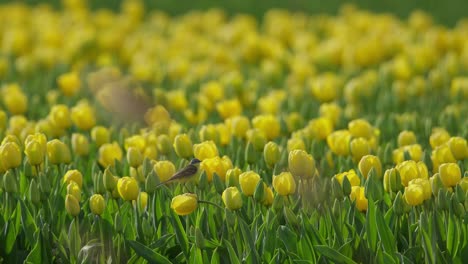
[
  {"xmin": 239, "ymin": 171, "xmax": 261, "ymax": 196},
  {"xmin": 90, "ymin": 194, "xmax": 105, "ymax": 215},
  {"xmin": 171, "ymin": 193, "xmax": 198, "ymax": 216},
  {"xmin": 193, "ymin": 140, "xmax": 218, "ymax": 161},
  {"xmin": 65, "ymin": 194, "xmax": 80, "ymax": 217},
  {"xmin": 272, "ymin": 172, "xmax": 296, "ymax": 196},
  {"xmin": 173, "ymin": 134, "xmax": 193, "ymax": 159},
  {"xmin": 358, "ymin": 155, "xmax": 382, "ymax": 179},
  {"xmin": 288, "ymin": 149, "xmax": 315, "ymax": 179},
  {"xmin": 153, "ymin": 160, "xmax": 176, "ymax": 182},
  {"xmin": 222, "ymin": 187, "xmax": 243, "ymax": 210},
  {"xmin": 438, "ymin": 163, "xmax": 461, "ymax": 187},
  {"xmin": 0, "ymin": 142, "xmax": 22, "ymax": 170},
  {"xmin": 63, "ymin": 169, "xmax": 83, "ymax": 189},
  {"xmin": 117, "ymin": 176, "xmax": 139, "ymax": 201}
]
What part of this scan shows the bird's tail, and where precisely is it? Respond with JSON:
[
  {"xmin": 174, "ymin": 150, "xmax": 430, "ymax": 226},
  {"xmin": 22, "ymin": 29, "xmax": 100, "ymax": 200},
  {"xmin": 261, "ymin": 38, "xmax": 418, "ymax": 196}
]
[{"xmin": 155, "ymin": 179, "xmax": 172, "ymax": 188}]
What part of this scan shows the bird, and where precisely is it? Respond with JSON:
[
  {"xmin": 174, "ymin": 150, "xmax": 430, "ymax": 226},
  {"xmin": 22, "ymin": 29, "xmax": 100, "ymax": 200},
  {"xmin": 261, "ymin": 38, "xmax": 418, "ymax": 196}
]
[{"xmin": 156, "ymin": 158, "xmax": 201, "ymax": 188}]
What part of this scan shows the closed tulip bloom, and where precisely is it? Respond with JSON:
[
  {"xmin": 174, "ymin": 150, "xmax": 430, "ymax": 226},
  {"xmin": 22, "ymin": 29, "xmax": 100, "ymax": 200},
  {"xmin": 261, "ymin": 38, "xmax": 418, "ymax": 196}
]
[
  {"xmin": 287, "ymin": 137, "xmax": 306, "ymax": 152},
  {"xmin": 263, "ymin": 141, "xmax": 280, "ymax": 168},
  {"xmin": 358, "ymin": 155, "xmax": 382, "ymax": 179},
  {"xmin": 438, "ymin": 163, "xmax": 461, "ymax": 187},
  {"xmin": 90, "ymin": 194, "xmax": 105, "ymax": 215},
  {"xmin": 24, "ymin": 140, "xmax": 44, "ymax": 166},
  {"xmin": 47, "ymin": 139, "xmax": 72, "ymax": 165},
  {"xmin": 0, "ymin": 142, "xmax": 22, "ymax": 170},
  {"xmin": 157, "ymin": 135, "xmax": 172, "ymax": 155},
  {"xmin": 201, "ymin": 156, "xmax": 232, "ymax": 182},
  {"xmin": 350, "ymin": 186, "xmax": 368, "ymax": 212},
  {"xmin": 417, "ymin": 161, "xmax": 429, "ymax": 179},
  {"xmin": 67, "ymin": 182, "xmax": 81, "ymax": 201},
  {"xmin": 383, "ymin": 168, "xmax": 400, "ymax": 192},
  {"xmin": 448, "ymin": 137, "xmax": 468, "ymax": 160},
  {"xmin": 65, "ymin": 194, "xmax": 80, "ymax": 217},
  {"xmin": 285, "ymin": 112, "xmax": 304, "ymax": 133},
  {"xmin": 226, "ymin": 167, "xmax": 242, "ymax": 186},
  {"xmin": 127, "ymin": 147, "xmax": 143, "ymax": 168},
  {"xmin": 348, "ymin": 119, "xmax": 373, "ymax": 139},
  {"xmin": 273, "ymin": 172, "xmax": 296, "ymax": 196},
  {"xmin": 49, "ymin": 104, "xmax": 71, "ymax": 129},
  {"xmin": 398, "ymin": 130, "xmax": 417, "ymax": 147},
  {"xmin": 288, "ymin": 149, "xmax": 316, "ymax": 179},
  {"xmin": 319, "ymin": 102, "xmax": 341, "ymax": 125},
  {"xmin": 306, "ymin": 117, "xmax": 334, "ymax": 140},
  {"xmin": 350, "ymin": 137, "xmax": 371, "ymax": 162},
  {"xmin": 396, "ymin": 160, "xmax": 420, "ymax": 187},
  {"xmin": 103, "ymin": 168, "xmax": 117, "ymax": 191},
  {"xmin": 459, "ymin": 178, "xmax": 468, "ymax": 193},
  {"xmin": 222, "ymin": 187, "xmax": 243, "ymax": 210},
  {"xmin": 404, "ymin": 185, "xmax": 424, "ymax": 206},
  {"xmin": 199, "ymin": 124, "xmax": 220, "ymax": 144},
  {"xmin": 252, "ymin": 114, "xmax": 280, "ymax": 140},
  {"xmin": 24, "ymin": 133, "xmax": 47, "ymax": 154},
  {"xmin": 239, "ymin": 171, "xmax": 261, "ymax": 196},
  {"xmin": 91, "ymin": 126, "xmax": 111, "ymax": 147},
  {"xmin": 408, "ymin": 178, "xmax": 431, "ymax": 200},
  {"xmin": 173, "ymin": 134, "xmax": 193, "ymax": 159},
  {"xmin": 327, "ymin": 130, "xmax": 352, "ymax": 156},
  {"xmin": 263, "ymin": 185, "xmax": 274, "ymax": 206},
  {"xmin": 431, "ymin": 144, "xmax": 457, "ymax": 172},
  {"xmin": 429, "ymin": 128, "xmax": 450, "ymax": 149},
  {"xmin": 171, "ymin": 193, "xmax": 198, "ymax": 216},
  {"xmin": 137, "ymin": 191, "xmax": 148, "ymax": 211},
  {"xmin": 2, "ymin": 83, "xmax": 28, "ymax": 115},
  {"xmin": 153, "ymin": 160, "xmax": 176, "ymax": 182},
  {"xmin": 71, "ymin": 101, "xmax": 96, "ymax": 131},
  {"xmin": 71, "ymin": 133, "xmax": 89, "ymax": 156},
  {"xmin": 117, "ymin": 176, "xmax": 139, "ymax": 201},
  {"xmin": 334, "ymin": 169, "xmax": 361, "ymax": 187},
  {"xmin": 63, "ymin": 169, "xmax": 83, "ymax": 188},
  {"xmin": 230, "ymin": 115, "xmax": 250, "ymax": 138},
  {"xmin": 193, "ymin": 140, "xmax": 218, "ymax": 160},
  {"xmin": 98, "ymin": 142, "xmax": 123, "ymax": 168},
  {"xmin": 246, "ymin": 129, "xmax": 267, "ymax": 151}
]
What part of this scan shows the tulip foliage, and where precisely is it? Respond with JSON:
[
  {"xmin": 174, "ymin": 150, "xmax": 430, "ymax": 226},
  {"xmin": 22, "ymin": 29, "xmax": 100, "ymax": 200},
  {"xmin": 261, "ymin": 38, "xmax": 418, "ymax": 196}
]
[{"xmin": 1, "ymin": 1, "xmax": 468, "ymax": 263}]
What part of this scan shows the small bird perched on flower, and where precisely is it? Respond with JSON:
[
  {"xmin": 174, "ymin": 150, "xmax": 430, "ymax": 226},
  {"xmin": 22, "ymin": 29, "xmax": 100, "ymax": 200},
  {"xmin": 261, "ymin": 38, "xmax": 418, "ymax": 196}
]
[{"xmin": 156, "ymin": 158, "xmax": 201, "ymax": 187}]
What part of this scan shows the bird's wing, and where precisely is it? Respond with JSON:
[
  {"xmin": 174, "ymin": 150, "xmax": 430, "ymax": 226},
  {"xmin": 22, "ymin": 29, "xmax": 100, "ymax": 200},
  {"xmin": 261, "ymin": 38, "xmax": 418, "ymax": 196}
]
[{"xmin": 169, "ymin": 165, "xmax": 198, "ymax": 181}]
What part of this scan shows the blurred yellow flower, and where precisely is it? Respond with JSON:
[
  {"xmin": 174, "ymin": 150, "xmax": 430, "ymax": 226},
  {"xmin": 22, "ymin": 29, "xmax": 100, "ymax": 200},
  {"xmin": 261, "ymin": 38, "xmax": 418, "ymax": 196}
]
[
  {"xmin": 47, "ymin": 139, "xmax": 72, "ymax": 165},
  {"xmin": 438, "ymin": 163, "xmax": 461, "ymax": 188},
  {"xmin": 201, "ymin": 156, "xmax": 232, "ymax": 182},
  {"xmin": 350, "ymin": 137, "xmax": 371, "ymax": 162},
  {"xmin": 2, "ymin": 83, "xmax": 28, "ymax": 115},
  {"xmin": 287, "ymin": 137, "xmax": 306, "ymax": 152},
  {"xmin": 63, "ymin": 169, "xmax": 83, "ymax": 189},
  {"xmin": 217, "ymin": 99, "xmax": 242, "ymax": 119},
  {"xmin": 173, "ymin": 134, "xmax": 193, "ymax": 159},
  {"xmin": 327, "ymin": 130, "xmax": 352, "ymax": 156},
  {"xmin": 91, "ymin": 126, "xmax": 111, "ymax": 147},
  {"xmin": 263, "ymin": 141, "xmax": 280, "ymax": 168},
  {"xmin": 57, "ymin": 71, "xmax": 81, "ymax": 97},
  {"xmin": 98, "ymin": 142, "xmax": 123, "ymax": 168},
  {"xmin": 273, "ymin": 172, "xmax": 296, "ymax": 196},
  {"xmin": 348, "ymin": 119, "xmax": 373, "ymax": 139},
  {"xmin": 398, "ymin": 130, "xmax": 417, "ymax": 147},
  {"xmin": 49, "ymin": 104, "xmax": 72, "ymax": 129},
  {"xmin": 229, "ymin": 115, "xmax": 250, "ymax": 138},
  {"xmin": 71, "ymin": 101, "xmax": 96, "ymax": 131},
  {"xmin": 448, "ymin": 136, "xmax": 468, "ymax": 160},
  {"xmin": 71, "ymin": 133, "xmax": 89, "ymax": 157},
  {"xmin": 252, "ymin": 114, "xmax": 280, "ymax": 140},
  {"xmin": 350, "ymin": 186, "xmax": 368, "ymax": 212},
  {"xmin": 334, "ymin": 169, "xmax": 361, "ymax": 187},
  {"xmin": 65, "ymin": 194, "xmax": 80, "ymax": 217},
  {"xmin": 396, "ymin": 160, "xmax": 420, "ymax": 187},
  {"xmin": 404, "ymin": 184, "xmax": 424, "ymax": 206},
  {"xmin": 429, "ymin": 128, "xmax": 450, "ymax": 149}
]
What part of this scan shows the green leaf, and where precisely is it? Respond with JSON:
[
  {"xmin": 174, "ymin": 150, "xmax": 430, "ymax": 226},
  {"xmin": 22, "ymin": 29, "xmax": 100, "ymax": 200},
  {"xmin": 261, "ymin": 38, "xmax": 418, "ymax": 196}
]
[
  {"xmin": 128, "ymin": 239, "xmax": 172, "ymax": 264},
  {"xmin": 375, "ymin": 203, "xmax": 397, "ymax": 255},
  {"xmin": 314, "ymin": 245, "xmax": 356, "ymax": 264},
  {"xmin": 277, "ymin": 225, "xmax": 297, "ymax": 253},
  {"xmin": 365, "ymin": 197, "xmax": 378, "ymax": 252},
  {"xmin": 447, "ymin": 213, "xmax": 460, "ymax": 257},
  {"xmin": 238, "ymin": 216, "xmax": 259, "ymax": 263},
  {"xmin": 24, "ymin": 232, "xmax": 41, "ymax": 264},
  {"xmin": 224, "ymin": 239, "xmax": 241, "ymax": 264},
  {"xmin": 170, "ymin": 212, "xmax": 189, "ymax": 259}
]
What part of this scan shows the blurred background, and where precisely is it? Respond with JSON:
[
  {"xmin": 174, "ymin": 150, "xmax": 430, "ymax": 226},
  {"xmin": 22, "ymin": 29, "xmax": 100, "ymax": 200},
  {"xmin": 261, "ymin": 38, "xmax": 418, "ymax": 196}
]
[{"xmin": 3, "ymin": 0, "xmax": 467, "ymax": 26}]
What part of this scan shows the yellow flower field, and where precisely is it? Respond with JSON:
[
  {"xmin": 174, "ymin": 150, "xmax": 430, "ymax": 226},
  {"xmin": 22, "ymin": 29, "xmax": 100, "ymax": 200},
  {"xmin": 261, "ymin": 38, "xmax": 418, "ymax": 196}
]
[{"xmin": 0, "ymin": 0, "xmax": 467, "ymax": 263}]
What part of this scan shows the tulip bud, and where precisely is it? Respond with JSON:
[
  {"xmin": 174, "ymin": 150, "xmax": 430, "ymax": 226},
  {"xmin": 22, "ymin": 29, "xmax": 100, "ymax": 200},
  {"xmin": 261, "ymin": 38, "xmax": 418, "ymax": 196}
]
[
  {"xmin": 226, "ymin": 168, "xmax": 241, "ymax": 187},
  {"xmin": 230, "ymin": 116, "xmax": 250, "ymax": 138},
  {"xmin": 47, "ymin": 139, "xmax": 71, "ymax": 165},
  {"xmin": 358, "ymin": 155, "xmax": 382, "ymax": 179},
  {"xmin": 287, "ymin": 137, "xmax": 306, "ymax": 152},
  {"xmin": 342, "ymin": 175, "xmax": 352, "ymax": 196},
  {"xmin": 459, "ymin": 177, "xmax": 468, "ymax": 193},
  {"xmin": 0, "ymin": 142, "xmax": 22, "ymax": 170},
  {"xmin": 397, "ymin": 130, "xmax": 417, "ymax": 147},
  {"xmin": 350, "ymin": 186, "xmax": 368, "ymax": 212},
  {"xmin": 24, "ymin": 140, "xmax": 44, "ymax": 166},
  {"xmin": 29, "ymin": 178, "xmax": 40, "ymax": 205},
  {"xmin": 193, "ymin": 140, "xmax": 218, "ymax": 161},
  {"xmin": 404, "ymin": 185, "xmax": 424, "ymax": 206},
  {"xmin": 245, "ymin": 142, "xmax": 257, "ymax": 165},
  {"xmin": 199, "ymin": 125, "xmax": 220, "ymax": 145},
  {"xmin": 348, "ymin": 119, "xmax": 373, "ymax": 139},
  {"xmin": 239, "ymin": 171, "xmax": 261, "ymax": 196},
  {"xmin": 153, "ymin": 160, "xmax": 176, "ymax": 182},
  {"xmin": 3, "ymin": 170, "xmax": 18, "ymax": 193},
  {"xmin": 137, "ymin": 192, "xmax": 148, "ymax": 212},
  {"xmin": 171, "ymin": 193, "xmax": 198, "ymax": 216},
  {"xmin": 156, "ymin": 134, "xmax": 172, "ymax": 156},
  {"xmin": 439, "ymin": 163, "xmax": 461, "ymax": 188},
  {"xmin": 127, "ymin": 147, "xmax": 143, "ymax": 168},
  {"xmin": 145, "ymin": 170, "xmax": 158, "ymax": 194},
  {"xmin": 272, "ymin": 172, "xmax": 296, "ymax": 196},
  {"xmin": 288, "ymin": 149, "xmax": 315, "ymax": 179},
  {"xmin": 94, "ymin": 172, "xmax": 106, "ymax": 195},
  {"xmin": 103, "ymin": 167, "xmax": 117, "ymax": 191},
  {"xmin": 57, "ymin": 71, "xmax": 80, "ymax": 96},
  {"xmin": 49, "ymin": 104, "xmax": 72, "ymax": 129},
  {"xmin": 408, "ymin": 178, "xmax": 431, "ymax": 201},
  {"xmin": 98, "ymin": 142, "xmax": 123, "ymax": 168},
  {"xmin": 67, "ymin": 182, "xmax": 81, "ymax": 202},
  {"xmin": 71, "ymin": 101, "xmax": 96, "ymax": 130},
  {"xmin": 262, "ymin": 185, "xmax": 274, "ymax": 206},
  {"xmin": 222, "ymin": 187, "xmax": 243, "ymax": 210},
  {"xmin": 90, "ymin": 194, "xmax": 105, "ymax": 215},
  {"xmin": 117, "ymin": 176, "xmax": 139, "ymax": 201},
  {"xmin": 350, "ymin": 137, "xmax": 371, "ymax": 162},
  {"xmin": 91, "ymin": 126, "xmax": 111, "ymax": 147},
  {"xmin": 448, "ymin": 137, "xmax": 468, "ymax": 160},
  {"xmin": 71, "ymin": 133, "xmax": 89, "ymax": 157},
  {"xmin": 173, "ymin": 134, "xmax": 193, "ymax": 159},
  {"xmin": 396, "ymin": 160, "xmax": 420, "ymax": 187},
  {"xmin": 65, "ymin": 194, "xmax": 80, "ymax": 217},
  {"xmin": 246, "ymin": 129, "xmax": 267, "ymax": 152},
  {"xmin": 263, "ymin": 141, "xmax": 280, "ymax": 168},
  {"xmin": 63, "ymin": 169, "xmax": 83, "ymax": 189}
]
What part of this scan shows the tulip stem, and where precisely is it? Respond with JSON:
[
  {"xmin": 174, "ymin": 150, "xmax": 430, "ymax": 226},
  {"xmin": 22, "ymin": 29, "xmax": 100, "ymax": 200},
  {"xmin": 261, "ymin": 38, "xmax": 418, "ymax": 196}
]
[{"xmin": 198, "ymin": 200, "xmax": 224, "ymax": 210}]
